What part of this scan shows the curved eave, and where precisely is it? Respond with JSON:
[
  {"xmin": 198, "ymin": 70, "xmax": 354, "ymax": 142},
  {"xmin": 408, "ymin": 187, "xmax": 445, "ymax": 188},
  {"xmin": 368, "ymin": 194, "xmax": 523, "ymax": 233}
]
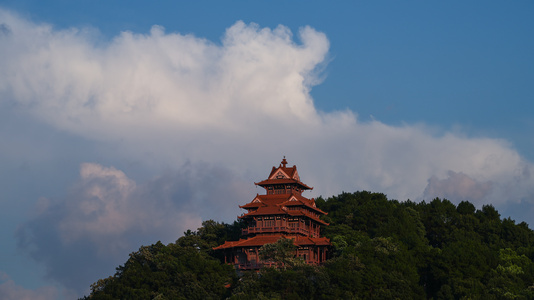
[
  {"xmin": 254, "ymin": 179, "xmax": 313, "ymax": 190},
  {"xmin": 214, "ymin": 235, "xmax": 289, "ymax": 250},
  {"xmin": 239, "ymin": 203, "xmax": 263, "ymax": 209},
  {"xmin": 213, "ymin": 235, "xmax": 331, "ymax": 251},
  {"xmin": 294, "ymin": 237, "xmax": 331, "ymax": 246},
  {"xmin": 281, "ymin": 196, "xmax": 328, "ymax": 215},
  {"xmin": 287, "ymin": 210, "xmax": 329, "ymax": 225},
  {"xmin": 283, "ymin": 203, "xmax": 328, "ymax": 216}
]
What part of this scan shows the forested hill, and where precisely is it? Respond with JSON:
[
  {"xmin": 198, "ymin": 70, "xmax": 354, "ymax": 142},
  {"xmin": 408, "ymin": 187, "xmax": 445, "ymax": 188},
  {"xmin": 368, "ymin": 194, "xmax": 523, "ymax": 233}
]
[{"xmin": 82, "ymin": 191, "xmax": 534, "ymax": 299}]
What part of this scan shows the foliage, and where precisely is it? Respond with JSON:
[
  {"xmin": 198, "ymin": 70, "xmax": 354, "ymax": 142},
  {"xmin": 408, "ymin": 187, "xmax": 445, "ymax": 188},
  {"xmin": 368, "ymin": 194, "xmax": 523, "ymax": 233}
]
[
  {"xmin": 82, "ymin": 221, "xmax": 238, "ymax": 300},
  {"xmin": 259, "ymin": 237, "xmax": 304, "ymax": 269},
  {"xmin": 82, "ymin": 192, "xmax": 534, "ymax": 299}
]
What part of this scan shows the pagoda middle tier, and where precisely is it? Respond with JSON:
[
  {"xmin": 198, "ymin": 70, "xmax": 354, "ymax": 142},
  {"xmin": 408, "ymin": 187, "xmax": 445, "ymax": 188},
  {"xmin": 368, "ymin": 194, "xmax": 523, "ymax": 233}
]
[{"xmin": 239, "ymin": 193, "xmax": 328, "ymax": 238}]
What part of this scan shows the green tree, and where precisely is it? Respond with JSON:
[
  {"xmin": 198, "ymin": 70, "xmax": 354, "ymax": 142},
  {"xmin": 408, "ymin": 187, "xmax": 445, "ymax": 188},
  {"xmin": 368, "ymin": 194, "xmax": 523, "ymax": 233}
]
[
  {"xmin": 81, "ymin": 191, "xmax": 534, "ymax": 300},
  {"xmin": 83, "ymin": 221, "xmax": 238, "ymax": 300},
  {"xmin": 259, "ymin": 238, "xmax": 303, "ymax": 269}
]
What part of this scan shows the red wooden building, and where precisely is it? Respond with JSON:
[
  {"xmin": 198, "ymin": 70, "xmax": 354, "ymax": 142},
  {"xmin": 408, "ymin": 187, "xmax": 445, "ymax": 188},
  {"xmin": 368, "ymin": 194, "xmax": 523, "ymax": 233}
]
[{"xmin": 214, "ymin": 158, "xmax": 331, "ymax": 269}]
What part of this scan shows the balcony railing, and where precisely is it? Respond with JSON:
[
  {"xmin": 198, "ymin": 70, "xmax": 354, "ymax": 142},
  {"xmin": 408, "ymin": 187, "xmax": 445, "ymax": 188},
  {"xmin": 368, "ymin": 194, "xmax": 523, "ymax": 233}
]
[{"xmin": 242, "ymin": 226, "xmax": 311, "ymax": 236}]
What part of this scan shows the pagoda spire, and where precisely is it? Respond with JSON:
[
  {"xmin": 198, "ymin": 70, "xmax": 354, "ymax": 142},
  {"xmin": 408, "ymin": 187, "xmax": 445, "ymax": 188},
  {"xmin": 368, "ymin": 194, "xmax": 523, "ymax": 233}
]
[{"xmin": 281, "ymin": 156, "xmax": 288, "ymax": 168}]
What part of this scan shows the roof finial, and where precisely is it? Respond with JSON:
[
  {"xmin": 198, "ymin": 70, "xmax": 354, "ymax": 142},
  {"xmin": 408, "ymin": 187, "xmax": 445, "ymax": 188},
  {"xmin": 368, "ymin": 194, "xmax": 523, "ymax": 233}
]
[{"xmin": 281, "ymin": 156, "xmax": 287, "ymax": 168}]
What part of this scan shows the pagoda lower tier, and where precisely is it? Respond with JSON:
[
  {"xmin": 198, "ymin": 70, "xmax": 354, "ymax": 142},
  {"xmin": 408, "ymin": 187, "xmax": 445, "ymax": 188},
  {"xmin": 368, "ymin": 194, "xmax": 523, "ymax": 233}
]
[
  {"xmin": 213, "ymin": 158, "xmax": 331, "ymax": 269},
  {"xmin": 215, "ymin": 235, "xmax": 330, "ymax": 270}
]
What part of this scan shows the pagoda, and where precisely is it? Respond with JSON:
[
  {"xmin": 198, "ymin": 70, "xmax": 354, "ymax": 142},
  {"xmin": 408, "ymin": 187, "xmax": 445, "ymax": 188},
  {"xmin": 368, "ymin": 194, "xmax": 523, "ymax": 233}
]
[{"xmin": 214, "ymin": 158, "xmax": 331, "ymax": 270}]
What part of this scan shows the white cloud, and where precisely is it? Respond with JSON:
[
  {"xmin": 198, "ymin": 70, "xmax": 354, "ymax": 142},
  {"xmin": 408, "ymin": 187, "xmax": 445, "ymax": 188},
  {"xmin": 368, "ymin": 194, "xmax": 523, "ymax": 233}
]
[
  {"xmin": 423, "ymin": 171, "xmax": 493, "ymax": 203},
  {"xmin": 54, "ymin": 163, "xmax": 200, "ymax": 255},
  {"xmin": 17, "ymin": 162, "xmax": 251, "ymax": 294},
  {"xmin": 1, "ymin": 6, "xmax": 532, "ymax": 208},
  {"xmin": 2, "ymin": 7, "xmax": 534, "ymax": 295},
  {"xmin": 0, "ymin": 12, "xmax": 327, "ymax": 138},
  {"xmin": 0, "ymin": 271, "xmax": 60, "ymax": 300}
]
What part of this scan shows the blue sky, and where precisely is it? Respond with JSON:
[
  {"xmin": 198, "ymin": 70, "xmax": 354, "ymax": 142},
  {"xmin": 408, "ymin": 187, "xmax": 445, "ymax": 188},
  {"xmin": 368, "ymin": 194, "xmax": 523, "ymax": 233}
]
[{"xmin": 0, "ymin": 1, "xmax": 533, "ymax": 298}]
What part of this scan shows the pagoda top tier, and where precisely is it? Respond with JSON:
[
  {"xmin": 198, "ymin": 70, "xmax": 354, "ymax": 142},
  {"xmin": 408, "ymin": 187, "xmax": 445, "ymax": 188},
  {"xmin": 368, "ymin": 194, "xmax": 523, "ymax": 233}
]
[{"xmin": 255, "ymin": 157, "xmax": 313, "ymax": 192}]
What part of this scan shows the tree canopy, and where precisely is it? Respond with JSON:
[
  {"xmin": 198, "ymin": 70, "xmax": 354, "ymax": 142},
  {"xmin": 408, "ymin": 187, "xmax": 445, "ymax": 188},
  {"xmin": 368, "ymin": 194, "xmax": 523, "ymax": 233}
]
[{"xmin": 82, "ymin": 192, "xmax": 534, "ymax": 299}]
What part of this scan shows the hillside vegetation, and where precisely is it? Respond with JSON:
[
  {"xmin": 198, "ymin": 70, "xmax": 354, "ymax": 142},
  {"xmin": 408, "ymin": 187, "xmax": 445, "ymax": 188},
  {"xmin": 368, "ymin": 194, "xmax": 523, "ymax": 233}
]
[{"xmin": 82, "ymin": 191, "xmax": 534, "ymax": 299}]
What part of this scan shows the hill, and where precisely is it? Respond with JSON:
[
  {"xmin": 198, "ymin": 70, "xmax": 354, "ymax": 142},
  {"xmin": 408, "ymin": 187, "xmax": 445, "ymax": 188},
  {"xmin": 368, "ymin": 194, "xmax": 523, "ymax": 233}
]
[{"xmin": 81, "ymin": 191, "xmax": 534, "ymax": 299}]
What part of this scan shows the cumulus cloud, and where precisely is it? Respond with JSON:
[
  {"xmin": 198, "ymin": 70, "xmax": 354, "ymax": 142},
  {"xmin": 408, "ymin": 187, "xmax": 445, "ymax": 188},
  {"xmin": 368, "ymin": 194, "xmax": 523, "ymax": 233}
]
[
  {"xmin": 423, "ymin": 171, "xmax": 493, "ymax": 204},
  {"xmin": 0, "ymin": 11, "xmax": 327, "ymax": 138},
  {"xmin": 16, "ymin": 162, "xmax": 252, "ymax": 293},
  {"xmin": 0, "ymin": 271, "xmax": 59, "ymax": 300},
  {"xmin": 2, "ymin": 8, "xmax": 530, "ymax": 203},
  {"xmin": 2, "ymin": 7, "xmax": 534, "ymax": 295}
]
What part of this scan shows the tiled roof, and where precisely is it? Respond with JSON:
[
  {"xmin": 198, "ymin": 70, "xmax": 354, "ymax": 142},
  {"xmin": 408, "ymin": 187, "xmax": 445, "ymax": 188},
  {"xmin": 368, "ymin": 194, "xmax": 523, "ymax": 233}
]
[
  {"xmin": 240, "ymin": 194, "xmax": 291, "ymax": 209},
  {"xmin": 238, "ymin": 193, "xmax": 328, "ymax": 224},
  {"xmin": 239, "ymin": 205, "xmax": 287, "ymax": 218},
  {"xmin": 279, "ymin": 194, "xmax": 328, "ymax": 215},
  {"xmin": 240, "ymin": 194, "xmax": 290, "ymax": 207},
  {"xmin": 237, "ymin": 235, "xmax": 285, "ymax": 247},
  {"xmin": 240, "ymin": 194, "xmax": 296, "ymax": 209},
  {"xmin": 239, "ymin": 202, "xmax": 262, "ymax": 209},
  {"xmin": 257, "ymin": 194, "xmax": 293, "ymax": 201},
  {"xmin": 267, "ymin": 163, "xmax": 297, "ymax": 179},
  {"xmin": 294, "ymin": 236, "xmax": 331, "ymax": 246},
  {"xmin": 255, "ymin": 179, "xmax": 313, "ymax": 190},
  {"xmin": 213, "ymin": 235, "xmax": 285, "ymax": 249},
  {"xmin": 287, "ymin": 210, "xmax": 329, "ymax": 225},
  {"xmin": 213, "ymin": 235, "xmax": 331, "ymax": 250},
  {"xmin": 238, "ymin": 206, "xmax": 328, "ymax": 225},
  {"xmin": 254, "ymin": 158, "xmax": 313, "ymax": 190}
]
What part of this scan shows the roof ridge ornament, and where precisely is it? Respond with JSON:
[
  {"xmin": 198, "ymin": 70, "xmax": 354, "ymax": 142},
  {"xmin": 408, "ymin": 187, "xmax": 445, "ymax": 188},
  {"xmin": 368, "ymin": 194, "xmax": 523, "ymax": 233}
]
[{"xmin": 281, "ymin": 156, "xmax": 288, "ymax": 168}]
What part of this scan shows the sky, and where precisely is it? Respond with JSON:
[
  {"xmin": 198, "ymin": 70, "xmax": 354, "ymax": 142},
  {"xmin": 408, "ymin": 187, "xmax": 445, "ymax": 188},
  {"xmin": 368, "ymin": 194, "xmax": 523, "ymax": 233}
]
[{"xmin": 0, "ymin": 1, "xmax": 533, "ymax": 298}]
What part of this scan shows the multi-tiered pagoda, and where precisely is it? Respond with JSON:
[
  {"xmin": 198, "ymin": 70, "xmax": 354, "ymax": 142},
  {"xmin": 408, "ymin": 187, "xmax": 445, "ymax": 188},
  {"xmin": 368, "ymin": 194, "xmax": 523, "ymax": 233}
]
[{"xmin": 214, "ymin": 158, "xmax": 331, "ymax": 269}]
